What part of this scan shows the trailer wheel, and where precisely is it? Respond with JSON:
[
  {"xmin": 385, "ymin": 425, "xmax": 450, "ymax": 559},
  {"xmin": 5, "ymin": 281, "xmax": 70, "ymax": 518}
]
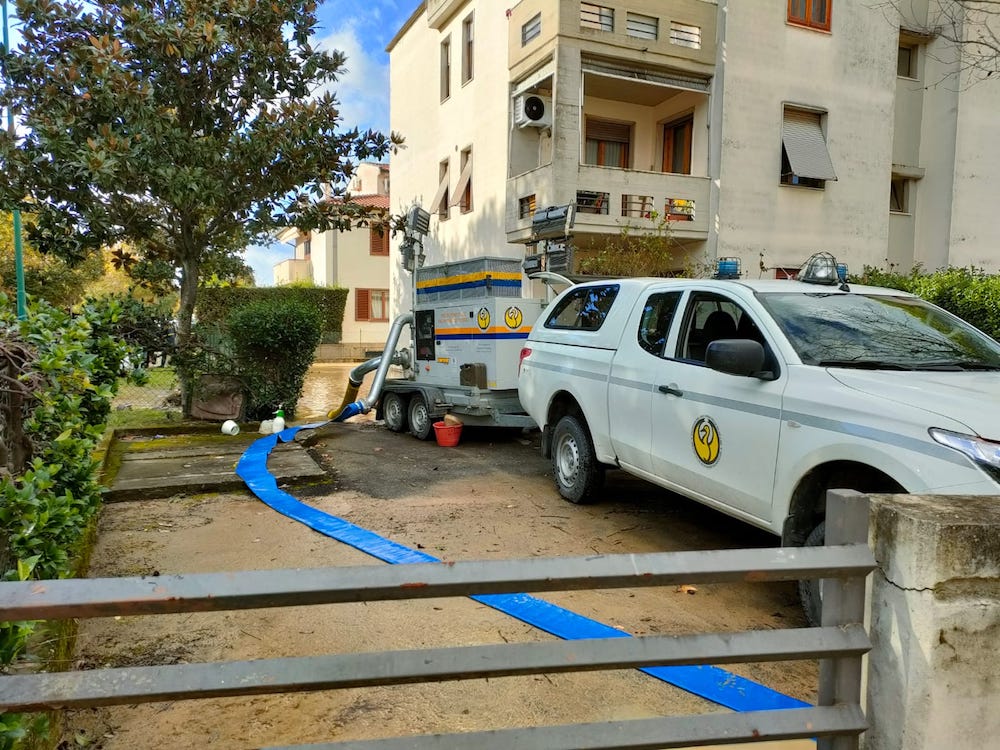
[
  {"xmin": 408, "ymin": 394, "xmax": 433, "ymax": 440},
  {"xmin": 551, "ymin": 414, "xmax": 602, "ymax": 504},
  {"xmin": 382, "ymin": 392, "xmax": 407, "ymax": 433}
]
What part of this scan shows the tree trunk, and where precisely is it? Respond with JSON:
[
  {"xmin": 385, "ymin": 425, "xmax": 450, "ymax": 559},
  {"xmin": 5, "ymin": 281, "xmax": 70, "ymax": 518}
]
[{"xmin": 177, "ymin": 254, "xmax": 200, "ymax": 417}]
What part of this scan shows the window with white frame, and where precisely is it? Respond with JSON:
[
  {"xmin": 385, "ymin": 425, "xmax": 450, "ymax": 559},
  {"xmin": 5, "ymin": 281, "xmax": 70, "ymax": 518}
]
[
  {"xmin": 780, "ymin": 107, "xmax": 837, "ymax": 189},
  {"xmin": 890, "ymin": 177, "xmax": 911, "ymax": 213},
  {"xmin": 440, "ymin": 37, "xmax": 451, "ymax": 101},
  {"xmin": 431, "ymin": 159, "xmax": 450, "ymax": 219},
  {"xmin": 521, "ymin": 13, "xmax": 541, "ymax": 45},
  {"xmin": 450, "ymin": 147, "xmax": 473, "ymax": 213},
  {"xmin": 462, "ymin": 13, "xmax": 474, "ymax": 84}
]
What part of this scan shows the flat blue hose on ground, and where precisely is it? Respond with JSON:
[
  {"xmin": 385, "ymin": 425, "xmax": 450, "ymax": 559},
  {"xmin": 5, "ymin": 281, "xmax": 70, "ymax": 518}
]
[{"xmin": 236, "ymin": 425, "xmax": 808, "ymax": 714}]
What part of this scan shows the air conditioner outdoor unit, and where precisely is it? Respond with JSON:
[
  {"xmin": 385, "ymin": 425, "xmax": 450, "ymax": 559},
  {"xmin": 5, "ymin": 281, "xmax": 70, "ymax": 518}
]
[{"xmin": 514, "ymin": 94, "xmax": 552, "ymax": 129}]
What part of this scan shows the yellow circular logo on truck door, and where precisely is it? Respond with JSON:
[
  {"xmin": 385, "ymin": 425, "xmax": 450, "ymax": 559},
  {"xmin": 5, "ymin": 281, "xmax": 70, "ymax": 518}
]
[
  {"xmin": 477, "ymin": 307, "xmax": 490, "ymax": 330},
  {"xmin": 692, "ymin": 416, "xmax": 720, "ymax": 466},
  {"xmin": 504, "ymin": 306, "xmax": 523, "ymax": 329}
]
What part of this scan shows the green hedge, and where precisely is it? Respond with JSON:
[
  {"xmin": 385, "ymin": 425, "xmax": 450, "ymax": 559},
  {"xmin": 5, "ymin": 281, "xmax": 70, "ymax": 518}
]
[
  {"xmin": 0, "ymin": 295, "xmax": 134, "ymax": 748},
  {"xmin": 197, "ymin": 287, "xmax": 347, "ymax": 343},
  {"xmin": 855, "ymin": 266, "xmax": 1000, "ymax": 341}
]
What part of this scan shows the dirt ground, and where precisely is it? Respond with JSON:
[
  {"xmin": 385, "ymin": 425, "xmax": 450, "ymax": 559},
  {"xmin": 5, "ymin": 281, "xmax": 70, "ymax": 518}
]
[{"xmin": 61, "ymin": 365, "xmax": 818, "ymax": 749}]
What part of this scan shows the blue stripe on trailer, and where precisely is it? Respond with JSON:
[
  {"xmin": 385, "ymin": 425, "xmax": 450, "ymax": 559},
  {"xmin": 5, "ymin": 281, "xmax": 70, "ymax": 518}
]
[
  {"xmin": 416, "ymin": 279, "xmax": 521, "ymax": 294},
  {"xmin": 236, "ymin": 426, "xmax": 808, "ymax": 714},
  {"xmin": 435, "ymin": 332, "xmax": 530, "ymax": 340}
]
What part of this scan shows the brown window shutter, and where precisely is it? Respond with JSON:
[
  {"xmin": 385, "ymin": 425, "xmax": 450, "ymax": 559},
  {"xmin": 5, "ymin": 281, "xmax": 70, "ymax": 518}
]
[
  {"xmin": 369, "ymin": 225, "xmax": 390, "ymax": 256},
  {"xmin": 355, "ymin": 289, "xmax": 370, "ymax": 321}
]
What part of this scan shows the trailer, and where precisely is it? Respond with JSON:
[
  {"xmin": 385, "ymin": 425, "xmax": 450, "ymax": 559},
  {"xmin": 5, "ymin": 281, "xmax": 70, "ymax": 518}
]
[{"xmin": 331, "ymin": 256, "xmax": 547, "ymax": 439}]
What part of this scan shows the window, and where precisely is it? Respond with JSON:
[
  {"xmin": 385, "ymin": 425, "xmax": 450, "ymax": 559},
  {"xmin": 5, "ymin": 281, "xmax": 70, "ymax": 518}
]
[
  {"xmin": 780, "ymin": 107, "xmax": 837, "ymax": 188},
  {"xmin": 369, "ymin": 224, "xmax": 390, "ymax": 256},
  {"xmin": 301, "ymin": 237, "xmax": 311, "ymax": 259},
  {"xmin": 462, "ymin": 14, "xmax": 474, "ymax": 83},
  {"xmin": 897, "ymin": 44, "xmax": 916, "ymax": 77},
  {"xmin": 431, "ymin": 159, "xmax": 450, "ymax": 219},
  {"xmin": 355, "ymin": 289, "xmax": 389, "ymax": 322},
  {"xmin": 518, "ymin": 194, "xmax": 536, "ymax": 219},
  {"xmin": 787, "ymin": 0, "xmax": 831, "ymax": 32},
  {"xmin": 440, "ymin": 37, "xmax": 451, "ymax": 101},
  {"xmin": 626, "ymin": 12, "xmax": 658, "ymax": 40},
  {"xmin": 890, "ymin": 177, "xmax": 911, "ymax": 213},
  {"xmin": 521, "ymin": 13, "xmax": 541, "ymax": 45},
  {"xmin": 450, "ymin": 147, "xmax": 473, "ymax": 213},
  {"xmin": 581, "ymin": 3, "xmax": 614, "ymax": 32},
  {"xmin": 677, "ymin": 293, "xmax": 765, "ymax": 364},
  {"xmin": 637, "ymin": 292, "xmax": 682, "ymax": 357},
  {"xmin": 669, "ymin": 21, "xmax": 701, "ymax": 49},
  {"xmin": 545, "ymin": 284, "xmax": 620, "ymax": 331},
  {"xmin": 585, "ymin": 118, "xmax": 631, "ymax": 168},
  {"xmin": 662, "ymin": 115, "xmax": 693, "ymax": 174}
]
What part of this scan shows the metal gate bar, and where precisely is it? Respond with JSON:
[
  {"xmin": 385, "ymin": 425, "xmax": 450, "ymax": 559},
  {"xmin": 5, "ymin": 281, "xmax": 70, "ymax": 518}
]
[
  {"xmin": 0, "ymin": 544, "xmax": 874, "ymax": 620},
  {"xmin": 0, "ymin": 491, "xmax": 872, "ymax": 749},
  {"xmin": 0, "ymin": 624, "xmax": 869, "ymax": 711}
]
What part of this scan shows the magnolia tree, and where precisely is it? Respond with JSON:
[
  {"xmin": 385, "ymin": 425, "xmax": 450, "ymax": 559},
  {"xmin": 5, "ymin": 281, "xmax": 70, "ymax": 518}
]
[{"xmin": 0, "ymin": 0, "xmax": 399, "ymax": 405}]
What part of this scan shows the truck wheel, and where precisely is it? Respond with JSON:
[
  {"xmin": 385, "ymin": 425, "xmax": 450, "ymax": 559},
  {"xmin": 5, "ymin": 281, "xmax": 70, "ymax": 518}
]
[
  {"xmin": 551, "ymin": 414, "xmax": 602, "ymax": 504},
  {"xmin": 383, "ymin": 392, "xmax": 407, "ymax": 433},
  {"xmin": 798, "ymin": 521, "xmax": 826, "ymax": 627},
  {"xmin": 408, "ymin": 394, "xmax": 433, "ymax": 440}
]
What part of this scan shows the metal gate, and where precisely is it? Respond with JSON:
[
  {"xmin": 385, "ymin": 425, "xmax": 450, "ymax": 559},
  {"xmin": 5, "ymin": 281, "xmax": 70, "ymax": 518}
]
[{"xmin": 0, "ymin": 491, "xmax": 872, "ymax": 749}]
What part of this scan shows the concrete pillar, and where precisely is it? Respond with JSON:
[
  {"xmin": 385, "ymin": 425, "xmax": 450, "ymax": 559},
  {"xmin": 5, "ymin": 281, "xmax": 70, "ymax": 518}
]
[{"xmin": 865, "ymin": 494, "xmax": 1000, "ymax": 750}]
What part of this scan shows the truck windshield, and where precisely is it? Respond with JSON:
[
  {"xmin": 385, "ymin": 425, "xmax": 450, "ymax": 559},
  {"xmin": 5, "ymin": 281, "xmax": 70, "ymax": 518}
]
[{"xmin": 757, "ymin": 292, "xmax": 1000, "ymax": 369}]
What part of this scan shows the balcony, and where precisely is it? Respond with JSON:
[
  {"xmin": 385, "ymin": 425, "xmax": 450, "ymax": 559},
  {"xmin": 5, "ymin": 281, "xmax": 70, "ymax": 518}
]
[
  {"xmin": 273, "ymin": 258, "xmax": 312, "ymax": 286},
  {"xmin": 506, "ymin": 164, "xmax": 710, "ymax": 243},
  {"xmin": 426, "ymin": 0, "xmax": 465, "ymax": 30}
]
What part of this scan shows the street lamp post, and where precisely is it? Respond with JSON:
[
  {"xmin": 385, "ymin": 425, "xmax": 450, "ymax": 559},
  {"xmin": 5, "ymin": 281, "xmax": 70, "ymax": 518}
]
[{"xmin": 2, "ymin": 0, "xmax": 26, "ymax": 319}]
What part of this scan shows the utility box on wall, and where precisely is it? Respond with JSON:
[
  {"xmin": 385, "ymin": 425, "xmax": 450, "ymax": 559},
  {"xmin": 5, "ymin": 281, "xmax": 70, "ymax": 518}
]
[{"xmin": 412, "ymin": 258, "xmax": 544, "ymax": 391}]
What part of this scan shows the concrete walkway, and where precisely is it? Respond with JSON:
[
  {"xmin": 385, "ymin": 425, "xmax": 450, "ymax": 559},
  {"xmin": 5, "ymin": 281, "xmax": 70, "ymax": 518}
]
[{"xmin": 104, "ymin": 430, "xmax": 326, "ymax": 502}]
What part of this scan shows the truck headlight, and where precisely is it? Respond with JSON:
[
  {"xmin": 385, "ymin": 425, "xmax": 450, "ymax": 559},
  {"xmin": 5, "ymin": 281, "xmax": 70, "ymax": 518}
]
[{"xmin": 929, "ymin": 428, "xmax": 1000, "ymax": 480}]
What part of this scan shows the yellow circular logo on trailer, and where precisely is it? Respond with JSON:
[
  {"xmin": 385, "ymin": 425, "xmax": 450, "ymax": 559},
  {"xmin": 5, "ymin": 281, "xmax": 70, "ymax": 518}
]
[
  {"xmin": 504, "ymin": 306, "xmax": 523, "ymax": 329},
  {"xmin": 477, "ymin": 307, "xmax": 490, "ymax": 330},
  {"xmin": 692, "ymin": 416, "xmax": 720, "ymax": 466}
]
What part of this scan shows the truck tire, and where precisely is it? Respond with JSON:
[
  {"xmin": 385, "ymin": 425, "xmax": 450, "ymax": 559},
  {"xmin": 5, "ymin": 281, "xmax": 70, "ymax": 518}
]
[
  {"xmin": 383, "ymin": 392, "xmax": 407, "ymax": 433},
  {"xmin": 551, "ymin": 414, "xmax": 602, "ymax": 504},
  {"xmin": 408, "ymin": 394, "xmax": 433, "ymax": 440},
  {"xmin": 798, "ymin": 521, "xmax": 825, "ymax": 627}
]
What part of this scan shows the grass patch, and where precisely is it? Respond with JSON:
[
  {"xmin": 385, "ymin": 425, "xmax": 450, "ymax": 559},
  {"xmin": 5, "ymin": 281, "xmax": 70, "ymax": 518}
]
[{"xmin": 107, "ymin": 408, "xmax": 182, "ymax": 430}]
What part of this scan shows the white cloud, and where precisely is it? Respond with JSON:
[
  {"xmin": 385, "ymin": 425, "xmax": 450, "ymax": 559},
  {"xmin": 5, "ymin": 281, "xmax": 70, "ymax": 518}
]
[
  {"xmin": 312, "ymin": 23, "xmax": 390, "ymax": 135},
  {"xmin": 242, "ymin": 242, "xmax": 291, "ymax": 287}
]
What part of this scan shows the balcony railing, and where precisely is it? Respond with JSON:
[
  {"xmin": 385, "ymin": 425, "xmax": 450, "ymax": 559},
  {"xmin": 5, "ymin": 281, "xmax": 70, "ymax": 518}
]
[
  {"xmin": 273, "ymin": 258, "xmax": 312, "ymax": 286},
  {"xmin": 506, "ymin": 164, "xmax": 710, "ymax": 242}
]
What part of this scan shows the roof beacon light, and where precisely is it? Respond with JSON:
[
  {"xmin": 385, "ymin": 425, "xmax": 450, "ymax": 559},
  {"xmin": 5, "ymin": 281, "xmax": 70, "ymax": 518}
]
[
  {"xmin": 800, "ymin": 252, "xmax": 850, "ymax": 291},
  {"xmin": 714, "ymin": 257, "xmax": 741, "ymax": 280}
]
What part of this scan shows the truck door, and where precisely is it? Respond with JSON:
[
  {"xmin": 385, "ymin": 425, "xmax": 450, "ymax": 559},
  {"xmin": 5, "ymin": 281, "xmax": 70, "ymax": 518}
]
[
  {"xmin": 608, "ymin": 290, "xmax": 683, "ymax": 474},
  {"xmin": 648, "ymin": 290, "xmax": 785, "ymax": 523}
]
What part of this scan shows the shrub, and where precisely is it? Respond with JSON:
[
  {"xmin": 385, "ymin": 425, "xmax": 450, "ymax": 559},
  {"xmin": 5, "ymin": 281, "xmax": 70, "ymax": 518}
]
[
  {"xmin": 227, "ymin": 299, "xmax": 322, "ymax": 419},
  {"xmin": 856, "ymin": 265, "xmax": 1000, "ymax": 340},
  {"xmin": 197, "ymin": 286, "xmax": 347, "ymax": 343},
  {"xmin": 0, "ymin": 296, "xmax": 131, "ymax": 747}
]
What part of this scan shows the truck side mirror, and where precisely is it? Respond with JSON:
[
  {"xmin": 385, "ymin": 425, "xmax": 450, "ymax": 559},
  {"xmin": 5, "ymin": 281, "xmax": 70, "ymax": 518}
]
[{"xmin": 705, "ymin": 339, "xmax": 767, "ymax": 378}]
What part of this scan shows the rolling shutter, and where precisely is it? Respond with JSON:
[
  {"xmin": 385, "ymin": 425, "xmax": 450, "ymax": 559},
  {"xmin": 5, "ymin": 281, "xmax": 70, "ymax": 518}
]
[{"xmin": 782, "ymin": 110, "xmax": 838, "ymax": 181}]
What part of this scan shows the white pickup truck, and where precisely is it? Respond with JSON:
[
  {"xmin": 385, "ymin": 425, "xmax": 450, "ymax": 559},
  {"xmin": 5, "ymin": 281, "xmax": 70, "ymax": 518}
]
[{"xmin": 517, "ymin": 267, "xmax": 1000, "ymax": 622}]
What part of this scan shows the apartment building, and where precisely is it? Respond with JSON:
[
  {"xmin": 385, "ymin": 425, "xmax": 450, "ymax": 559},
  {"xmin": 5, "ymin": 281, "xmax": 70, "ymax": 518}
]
[
  {"xmin": 388, "ymin": 0, "xmax": 1000, "ymax": 316},
  {"xmin": 274, "ymin": 162, "xmax": 392, "ymax": 349}
]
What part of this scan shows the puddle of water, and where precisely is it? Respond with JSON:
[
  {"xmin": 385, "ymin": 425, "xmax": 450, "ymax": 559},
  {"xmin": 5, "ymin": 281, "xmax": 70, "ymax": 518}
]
[{"xmin": 296, "ymin": 363, "xmax": 378, "ymax": 421}]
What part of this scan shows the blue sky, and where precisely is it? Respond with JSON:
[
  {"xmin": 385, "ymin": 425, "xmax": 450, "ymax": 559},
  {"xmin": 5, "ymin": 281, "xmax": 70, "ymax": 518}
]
[{"xmin": 244, "ymin": 0, "xmax": 419, "ymax": 285}]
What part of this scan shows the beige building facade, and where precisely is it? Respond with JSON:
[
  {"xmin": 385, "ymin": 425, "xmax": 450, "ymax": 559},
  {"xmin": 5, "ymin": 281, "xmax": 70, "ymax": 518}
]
[
  {"xmin": 274, "ymin": 162, "xmax": 392, "ymax": 349},
  {"xmin": 388, "ymin": 0, "xmax": 1000, "ymax": 318}
]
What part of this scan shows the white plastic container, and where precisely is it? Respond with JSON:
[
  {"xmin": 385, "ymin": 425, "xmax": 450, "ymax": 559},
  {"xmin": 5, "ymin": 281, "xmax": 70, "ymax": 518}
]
[{"xmin": 221, "ymin": 420, "xmax": 240, "ymax": 436}]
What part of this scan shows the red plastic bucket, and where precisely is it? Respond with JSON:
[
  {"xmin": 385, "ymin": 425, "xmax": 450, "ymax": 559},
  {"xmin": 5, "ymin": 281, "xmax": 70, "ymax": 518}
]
[{"xmin": 433, "ymin": 421, "xmax": 462, "ymax": 447}]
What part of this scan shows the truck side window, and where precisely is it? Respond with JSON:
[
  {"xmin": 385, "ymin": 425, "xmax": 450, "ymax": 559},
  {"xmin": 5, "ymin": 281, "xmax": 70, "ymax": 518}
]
[
  {"xmin": 678, "ymin": 294, "xmax": 742, "ymax": 363},
  {"xmin": 637, "ymin": 291, "xmax": 682, "ymax": 357},
  {"xmin": 545, "ymin": 284, "xmax": 620, "ymax": 331}
]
